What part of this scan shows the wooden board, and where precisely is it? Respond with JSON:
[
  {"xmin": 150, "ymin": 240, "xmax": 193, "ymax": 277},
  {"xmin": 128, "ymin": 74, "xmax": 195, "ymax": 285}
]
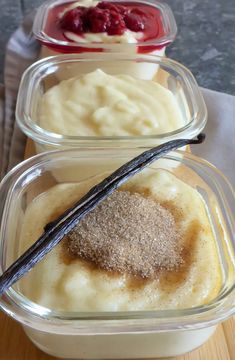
[{"xmin": 0, "ymin": 140, "xmax": 234, "ymax": 360}]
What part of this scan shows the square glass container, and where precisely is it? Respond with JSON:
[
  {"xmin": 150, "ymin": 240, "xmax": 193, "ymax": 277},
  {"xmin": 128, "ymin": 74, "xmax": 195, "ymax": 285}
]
[
  {"xmin": 16, "ymin": 53, "xmax": 207, "ymax": 152},
  {"xmin": 0, "ymin": 148, "xmax": 234, "ymax": 359},
  {"xmin": 33, "ymin": 0, "xmax": 177, "ymax": 58}
]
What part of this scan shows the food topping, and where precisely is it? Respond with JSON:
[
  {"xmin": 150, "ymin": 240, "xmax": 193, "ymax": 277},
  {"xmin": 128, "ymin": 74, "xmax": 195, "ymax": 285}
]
[
  {"xmin": 67, "ymin": 190, "xmax": 182, "ymax": 278},
  {"xmin": 60, "ymin": 1, "xmax": 149, "ymax": 36}
]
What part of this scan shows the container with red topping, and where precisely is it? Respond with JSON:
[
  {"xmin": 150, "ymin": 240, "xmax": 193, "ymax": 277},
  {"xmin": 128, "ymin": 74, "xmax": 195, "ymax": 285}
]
[{"xmin": 34, "ymin": 0, "xmax": 177, "ymax": 79}]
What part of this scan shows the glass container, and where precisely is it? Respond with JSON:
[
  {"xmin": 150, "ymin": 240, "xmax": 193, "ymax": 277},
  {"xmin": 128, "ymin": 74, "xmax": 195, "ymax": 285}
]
[
  {"xmin": 0, "ymin": 148, "xmax": 234, "ymax": 358},
  {"xmin": 16, "ymin": 53, "xmax": 207, "ymax": 152}
]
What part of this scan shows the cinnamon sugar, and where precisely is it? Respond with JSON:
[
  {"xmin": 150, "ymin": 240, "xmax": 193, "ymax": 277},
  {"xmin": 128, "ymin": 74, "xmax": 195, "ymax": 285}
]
[{"xmin": 67, "ymin": 190, "xmax": 182, "ymax": 278}]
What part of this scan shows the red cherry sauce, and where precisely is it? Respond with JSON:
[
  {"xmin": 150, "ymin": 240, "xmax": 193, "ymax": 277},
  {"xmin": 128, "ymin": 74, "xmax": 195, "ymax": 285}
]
[{"xmin": 42, "ymin": 1, "xmax": 167, "ymax": 53}]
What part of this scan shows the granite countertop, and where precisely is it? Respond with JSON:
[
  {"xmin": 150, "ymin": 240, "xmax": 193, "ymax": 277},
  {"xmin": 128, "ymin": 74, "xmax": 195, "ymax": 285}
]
[{"xmin": 0, "ymin": 0, "xmax": 234, "ymax": 94}]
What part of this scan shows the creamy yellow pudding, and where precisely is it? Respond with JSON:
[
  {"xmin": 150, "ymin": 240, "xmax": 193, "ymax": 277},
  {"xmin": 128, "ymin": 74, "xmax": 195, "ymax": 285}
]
[
  {"xmin": 19, "ymin": 169, "xmax": 222, "ymax": 311},
  {"xmin": 39, "ymin": 69, "xmax": 185, "ymax": 137}
]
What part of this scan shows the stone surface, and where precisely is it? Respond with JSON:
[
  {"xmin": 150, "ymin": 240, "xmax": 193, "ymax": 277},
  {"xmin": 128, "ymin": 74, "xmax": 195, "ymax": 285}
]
[
  {"xmin": 0, "ymin": 0, "xmax": 234, "ymax": 94},
  {"xmin": 166, "ymin": 0, "xmax": 235, "ymax": 95}
]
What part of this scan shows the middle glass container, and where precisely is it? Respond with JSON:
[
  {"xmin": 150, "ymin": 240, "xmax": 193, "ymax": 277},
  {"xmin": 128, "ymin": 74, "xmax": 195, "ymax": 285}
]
[{"xmin": 16, "ymin": 53, "xmax": 207, "ymax": 153}]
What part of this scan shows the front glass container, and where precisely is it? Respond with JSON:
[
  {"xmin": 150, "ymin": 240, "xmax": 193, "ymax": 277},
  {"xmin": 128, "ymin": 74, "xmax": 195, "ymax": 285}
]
[
  {"xmin": 0, "ymin": 149, "xmax": 234, "ymax": 358},
  {"xmin": 16, "ymin": 53, "xmax": 207, "ymax": 151}
]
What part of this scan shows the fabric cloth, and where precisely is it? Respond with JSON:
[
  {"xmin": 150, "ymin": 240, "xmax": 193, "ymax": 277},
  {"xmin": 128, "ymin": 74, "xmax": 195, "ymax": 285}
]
[
  {"xmin": 1, "ymin": 13, "xmax": 39, "ymax": 178},
  {"xmin": 0, "ymin": 15, "xmax": 234, "ymax": 186},
  {"xmin": 192, "ymin": 88, "xmax": 235, "ymax": 186}
]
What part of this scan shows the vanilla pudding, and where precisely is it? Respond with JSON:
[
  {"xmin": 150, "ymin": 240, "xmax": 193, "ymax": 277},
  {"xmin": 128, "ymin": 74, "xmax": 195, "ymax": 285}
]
[
  {"xmin": 39, "ymin": 69, "xmax": 185, "ymax": 137},
  {"xmin": 18, "ymin": 167, "xmax": 223, "ymax": 358},
  {"xmin": 16, "ymin": 54, "xmax": 207, "ymax": 151},
  {"xmin": 19, "ymin": 169, "xmax": 222, "ymax": 311}
]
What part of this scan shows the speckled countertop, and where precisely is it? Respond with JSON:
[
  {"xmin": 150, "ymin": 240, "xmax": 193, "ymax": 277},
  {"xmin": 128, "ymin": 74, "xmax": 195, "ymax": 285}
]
[{"xmin": 0, "ymin": 0, "xmax": 234, "ymax": 94}]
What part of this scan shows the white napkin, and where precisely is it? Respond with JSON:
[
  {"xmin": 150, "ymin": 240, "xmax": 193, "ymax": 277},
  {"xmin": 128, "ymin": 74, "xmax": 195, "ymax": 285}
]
[
  {"xmin": 1, "ymin": 15, "xmax": 235, "ymax": 187},
  {"xmin": 192, "ymin": 88, "xmax": 235, "ymax": 186}
]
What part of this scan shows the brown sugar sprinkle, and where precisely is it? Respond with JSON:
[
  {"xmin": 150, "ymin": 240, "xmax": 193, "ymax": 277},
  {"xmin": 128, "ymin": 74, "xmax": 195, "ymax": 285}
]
[{"xmin": 67, "ymin": 190, "xmax": 183, "ymax": 278}]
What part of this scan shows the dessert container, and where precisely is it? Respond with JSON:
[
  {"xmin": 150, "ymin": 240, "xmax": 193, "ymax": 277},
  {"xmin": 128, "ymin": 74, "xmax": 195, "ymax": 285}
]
[
  {"xmin": 16, "ymin": 53, "xmax": 207, "ymax": 153},
  {"xmin": 33, "ymin": 0, "xmax": 177, "ymax": 58},
  {"xmin": 0, "ymin": 148, "xmax": 235, "ymax": 359}
]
